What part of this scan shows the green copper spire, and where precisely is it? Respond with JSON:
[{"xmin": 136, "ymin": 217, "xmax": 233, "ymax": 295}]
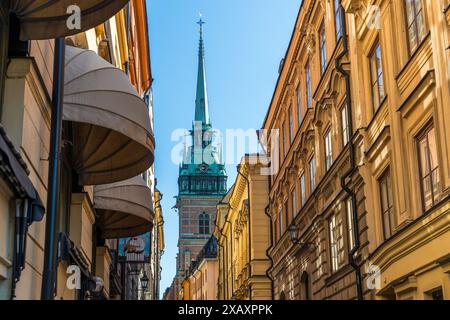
[{"xmin": 195, "ymin": 16, "xmax": 210, "ymax": 126}]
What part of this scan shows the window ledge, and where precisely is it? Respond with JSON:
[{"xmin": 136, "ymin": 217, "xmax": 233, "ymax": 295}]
[{"xmin": 324, "ymin": 263, "xmax": 353, "ymax": 287}]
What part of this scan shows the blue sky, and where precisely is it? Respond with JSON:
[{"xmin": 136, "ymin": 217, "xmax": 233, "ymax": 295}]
[{"xmin": 146, "ymin": 0, "xmax": 301, "ymax": 297}]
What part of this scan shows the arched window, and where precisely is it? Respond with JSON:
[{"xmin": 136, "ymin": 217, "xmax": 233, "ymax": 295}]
[
  {"xmin": 199, "ymin": 212, "xmax": 210, "ymax": 235},
  {"xmin": 300, "ymin": 271, "xmax": 311, "ymax": 300},
  {"xmin": 279, "ymin": 291, "xmax": 286, "ymax": 300}
]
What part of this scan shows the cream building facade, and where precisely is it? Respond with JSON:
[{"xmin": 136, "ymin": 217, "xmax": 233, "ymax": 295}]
[{"xmin": 0, "ymin": 0, "xmax": 157, "ymax": 300}]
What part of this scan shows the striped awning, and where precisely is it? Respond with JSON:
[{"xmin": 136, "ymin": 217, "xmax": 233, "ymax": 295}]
[
  {"xmin": 64, "ymin": 45, "xmax": 155, "ymax": 186},
  {"xmin": 94, "ymin": 176, "xmax": 153, "ymax": 239},
  {"xmin": 11, "ymin": 0, "xmax": 130, "ymax": 40}
]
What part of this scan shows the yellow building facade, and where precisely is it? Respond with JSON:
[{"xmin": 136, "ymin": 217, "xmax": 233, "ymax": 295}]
[
  {"xmin": 215, "ymin": 156, "xmax": 272, "ymax": 300},
  {"xmin": 261, "ymin": 0, "xmax": 450, "ymax": 300}
]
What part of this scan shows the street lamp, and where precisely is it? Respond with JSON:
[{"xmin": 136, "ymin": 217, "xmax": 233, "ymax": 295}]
[
  {"xmin": 140, "ymin": 272, "xmax": 149, "ymax": 291},
  {"xmin": 288, "ymin": 224, "xmax": 315, "ymax": 247}
]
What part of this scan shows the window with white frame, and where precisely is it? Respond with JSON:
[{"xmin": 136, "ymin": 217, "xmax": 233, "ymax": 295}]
[
  {"xmin": 324, "ymin": 129, "xmax": 333, "ymax": 171},
  {"xmin": 306, "ymin": 62, "xmax": 312, "ymax": 108},
  {"xmin": 291, "ymin": 187, "xmax": 297, "ymax": 217},
  {"xmin": 279, "ymin": 207, "xmax": 284, "ymax": 237},
  {"xmin": 297, "ymin": 85, "xmax": 302, "ymax": 125},
  {"xmin": 346, "ymin": 198, "xmax": 355, "ymax": 250},
  {"xmin": 329, "ymin": 213, "xmax": 345, "ymax": 272},
  {"xmin": 335, "ymin": 0, "xmax": 342, "ymax": 41},
  {"xmin": 369, "ymin": 40, "xmax": 385, "ymax": 110},
  {"xmin": 289, "ymin": 105, "xmax": 294, "ymax": 143},
  {"xmin": 300, "ymin": 173, "xmax": 306, "ymax": 207},
  {"xmin": 319, "ymin": 21, "xmax": 327, "ymax": 75},
  {"xmin": 341, "ymin": 103, "xmax": 350, "ymax": 146},
  {"xmin": 309, "ymin": 156, "xmax": 316, "ymax": 192}
]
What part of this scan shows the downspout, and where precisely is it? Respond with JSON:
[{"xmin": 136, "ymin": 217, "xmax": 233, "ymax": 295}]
[
  {"xmin": 41, "ymin": 38, "xmax": 65, "ymax": 300},
  {"xmin": 264, "ymin": 205, "xmax": 275, "ymax": 300},
  {"xmin": 236, "ymin": 166, "xmax": 252, "ymax": 300},
  {"xmin": 224, "ymin": 220, "xmax": 234, "ymax": 298},
  {"xmin": 216, "ymin": 231, "xmax": 226, "ymax": 300},
  {"xmin": 335, "ymin": 3, "xmax": 363, "ymax": 300}
]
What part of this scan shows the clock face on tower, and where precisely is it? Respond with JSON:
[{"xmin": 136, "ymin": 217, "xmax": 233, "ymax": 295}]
[{"xmin": 199, "ymin": 163, "xmax": 209, "ymax": 173}]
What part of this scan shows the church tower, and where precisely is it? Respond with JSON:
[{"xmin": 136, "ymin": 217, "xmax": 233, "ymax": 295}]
[{"xmin": 173, "ymin": 17, "xmax": 227, "ymax": 298}]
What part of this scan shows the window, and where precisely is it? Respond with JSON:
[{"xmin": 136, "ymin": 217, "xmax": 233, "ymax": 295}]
[
  {"xmin": 297, "ymin": 85, "xmax": 302, "ymax": 125},
  {"xmin": 379, "ymin": 169, "xmax": 395, "ymax": 239},
  {"xmin": 291, "ymin": 188, "xmax": 297, "ymax": 217},
  {"xmin": 324, "ymin": 129, "xmax": 333, "ymax": 171},
  {"xmin": 282, "ymin": 121, "xmax": 287, "ymax": 157},
  {"xmin": 417, "ymin": 125, "xmax": 441, "ymax": 211},
  {"xmin": 335, "ymin": 0, "xmax": 342, "ymax": 41},
  {"xmin": 319, "ymin": 21, "xmax": 327, "ymax": 75},
  {"xmin": 309, "ymin": 157, "xmax": 316, "ymax": 192},
  {"xmin": 274, "ymin": 219, "xmax": 279, "ymax": 242},
  {"xmin": 199, "ymin": 212, "xmax": 210, "ymax": 235},
  {"xmin": 300, "ymin": 272, "xmax": 310, "ymax": 300},
  {"xmin": 425, "ymin": 288, "xmax": 444, "ymax": 301},
  {"xmin": 300, "ymin": 174, "xmax": 306, "ymax": 207},
  {"xmin": 341, "ymin": 104, "xmax": 350, "ymax": 146},
  {"xmin": 329, "ymin": 213, "xmax": 345, "ymax": 272},
  {"xmin": 346, "ymin": 198, "xmax": 355, "ymax": 250},
  {"xmin": 279, "ymin": 207, "xmax": 284, "ymax": 237},
  {"xmin": 405, "ymin": 0, "xmax": 426, "ymax": 54},
  {"xmin": 284, "ymin": 200, "xmax": 289, "ymax": 227},
  {"xmin": 289, "ymin": 105, "xmax": 294, "ymax": 143},
  {"xmin": 306, "ymin": 62, "xmax": 312, "ymax": 108},
  {"xmin": 369, "ymin": 41, "xmax": 385, "ymax": 110},
  {"xmin": 316, "ymin": 239, "xmax": 323, "ymax": 277}
]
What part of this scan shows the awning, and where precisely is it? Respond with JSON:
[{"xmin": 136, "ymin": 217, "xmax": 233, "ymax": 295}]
[
  {"xmin": 64, "ymin": 45, "xmax": 155, "ymax": 186},
  {"xmin": 0, "ymin": 126, "xmax": 45, "ymax": 223},
  {"xmin": 93, "ymin": 176, "xmax": 153, "ymax": 239},
  {"xmin": 11, "ymin": 0, "xmax": 130, "ymax": 40}
]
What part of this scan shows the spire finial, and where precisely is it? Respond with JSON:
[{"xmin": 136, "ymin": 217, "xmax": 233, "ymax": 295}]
[
  {"xmin": 197, "ymin": 13, "xmax": 205, "ymax": 37},
  {"xmin": 194, "ymin": 12, "xmax": 210, "ymax": 126}
]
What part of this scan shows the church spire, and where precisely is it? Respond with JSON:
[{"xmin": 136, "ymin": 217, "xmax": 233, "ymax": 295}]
[{"xmin": 195, "ymin": 15, "xmax": 210, "ymax": 126}]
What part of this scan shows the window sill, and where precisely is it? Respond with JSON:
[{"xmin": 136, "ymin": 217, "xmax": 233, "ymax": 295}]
[{"xmin": 324, "ymin": 263, "xmax": 353, "ymax": 287}]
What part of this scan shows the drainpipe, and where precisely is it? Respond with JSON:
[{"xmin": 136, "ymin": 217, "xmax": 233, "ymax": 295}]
[
  {"xmin": 264, "ymin": 205, "xmax": 275, "ymax": 300},
  {"xmin": 335, "ymin": 3, "xmax": 363, "ymax": 300},
  {"xmin": 224, "ymin": 220, "xmax": 234, "ymax": 297},
  {"xmin": 236, "ymin": 165, "xmax": 252, "ymax": 300},
  {"xmin": 41, "ymin": 38, "xmax": 65, "ymax": 300},
  {"xmin": 216, "ymin": 235, "xmax": 226, "ymax": 299}
]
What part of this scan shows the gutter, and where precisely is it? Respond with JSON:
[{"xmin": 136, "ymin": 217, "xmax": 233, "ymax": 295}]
[{"xmin": 334, "ymin": 3, "xmax": 364, "ymax": 300}]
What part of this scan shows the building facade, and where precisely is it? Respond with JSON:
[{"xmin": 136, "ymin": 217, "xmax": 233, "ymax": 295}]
[
  {"xmin": 0, "ymin": 0, "xmax": 158, "ymax": 300},
  {"xmin": 171, "ymin": 19, "xmax": 228, "ymax": 300},
  {"xmin": 215, "ymin": 155, "xmax": 272, "ymax": 300},
  {"xmin": 262, "ymin": 0, "xmax": 450, "ymax": 300},
  {"xmin": 182, "ymin": 236, "xmax": 218, "ymax": 300}
]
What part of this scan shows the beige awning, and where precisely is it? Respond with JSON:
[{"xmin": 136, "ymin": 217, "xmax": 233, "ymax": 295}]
[
  {"xmin": 94, "ymin": 176, "xmax": 153, "ymax": 239},
  {"xmin": 11, "ymin": 0, "xmax": 130, "ymax": 40},
  {"xmin": 64, "ymin": 45, "xmax": 155, "ymax": 185}
]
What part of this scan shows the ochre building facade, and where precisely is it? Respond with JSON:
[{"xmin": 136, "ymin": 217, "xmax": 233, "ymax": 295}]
[{"xmin": 262, "ymin": 0, "xmax": 450, "ymax": 300}]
